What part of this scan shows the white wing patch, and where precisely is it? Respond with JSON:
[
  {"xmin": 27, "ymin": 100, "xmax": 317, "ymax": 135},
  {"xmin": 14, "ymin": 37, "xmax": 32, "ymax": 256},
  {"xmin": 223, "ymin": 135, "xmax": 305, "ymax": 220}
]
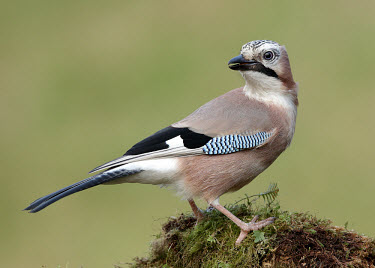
[{"xmin": 166, "ymin": 136, "xmax": 185, "ymax": 148}]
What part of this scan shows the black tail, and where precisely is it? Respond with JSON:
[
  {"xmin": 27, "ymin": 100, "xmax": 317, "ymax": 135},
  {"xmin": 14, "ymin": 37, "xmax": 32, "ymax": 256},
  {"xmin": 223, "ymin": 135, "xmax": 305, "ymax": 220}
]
[{"xmin": 24, "ymin": 168, "xmax": 141, "ymax": 213}]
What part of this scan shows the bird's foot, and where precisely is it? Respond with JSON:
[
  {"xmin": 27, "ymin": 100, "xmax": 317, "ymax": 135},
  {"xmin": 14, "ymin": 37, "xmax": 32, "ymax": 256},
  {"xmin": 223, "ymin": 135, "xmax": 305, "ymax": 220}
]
[
  {"xmin": 235, "ymin": 215, "xmax": 276, "ymax": 245},
  {"xmin": 188, "ymin": 199, "xmax": 205, "ymax": 223},
  {"xmin": 195, "ymin": 209, "xmax": 205, "ymax": 223}
]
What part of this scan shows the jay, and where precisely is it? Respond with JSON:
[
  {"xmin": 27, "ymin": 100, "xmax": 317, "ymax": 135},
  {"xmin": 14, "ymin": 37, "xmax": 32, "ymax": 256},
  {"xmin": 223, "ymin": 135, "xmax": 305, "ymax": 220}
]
[{"xmin": 25, "ymin": 40, "xmax": 298, "ymax": 245}]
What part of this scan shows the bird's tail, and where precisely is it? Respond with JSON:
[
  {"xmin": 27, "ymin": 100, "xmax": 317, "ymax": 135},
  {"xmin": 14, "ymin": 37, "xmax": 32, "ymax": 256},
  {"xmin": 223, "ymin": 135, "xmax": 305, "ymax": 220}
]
[{"xmin": 24, "ymin": 167, "xmax": 141, "ymax": 213}]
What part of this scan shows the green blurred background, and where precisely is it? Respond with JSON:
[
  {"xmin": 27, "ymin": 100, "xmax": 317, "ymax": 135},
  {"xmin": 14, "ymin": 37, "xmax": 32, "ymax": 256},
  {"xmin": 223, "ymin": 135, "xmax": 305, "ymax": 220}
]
[{"xmin": 2, "ymin": 1, "xmax": 375, "ymax": 267}]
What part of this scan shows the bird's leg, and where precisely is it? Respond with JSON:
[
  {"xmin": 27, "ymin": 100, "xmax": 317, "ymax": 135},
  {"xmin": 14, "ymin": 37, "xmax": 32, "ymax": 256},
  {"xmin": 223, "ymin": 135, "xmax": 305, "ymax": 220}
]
[
  {"xmin": 188, "ymin": 199, "xmax": 205, "ymax": 222},
  {"xmin": 209, "ymin": 199, "xmax": 275, "ymax": 245}
]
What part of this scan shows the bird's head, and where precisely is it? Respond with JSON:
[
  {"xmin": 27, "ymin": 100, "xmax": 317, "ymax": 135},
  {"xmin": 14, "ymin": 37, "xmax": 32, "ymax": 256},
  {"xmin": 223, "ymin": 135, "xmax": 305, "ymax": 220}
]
[{"xmin": 228, "ymin": 40, "xmax": 296, "ymax": 90}]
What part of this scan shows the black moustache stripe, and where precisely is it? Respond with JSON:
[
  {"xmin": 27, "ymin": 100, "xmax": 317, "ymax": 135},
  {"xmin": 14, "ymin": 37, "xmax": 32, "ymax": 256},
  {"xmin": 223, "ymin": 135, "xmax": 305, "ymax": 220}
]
[
  {"xmin": 245, "ymin": 64, "xmax": 278, "ymax": 79},
  {"xmin": 230, "ymin": 63, "xmax": 279, "ymax": 79}
]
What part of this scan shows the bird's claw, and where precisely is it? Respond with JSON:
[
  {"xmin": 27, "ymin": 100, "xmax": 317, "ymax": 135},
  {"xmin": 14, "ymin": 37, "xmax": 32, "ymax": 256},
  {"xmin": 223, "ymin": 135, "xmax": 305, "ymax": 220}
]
[
  {"xmin": 235, "ymin": 215, "xmax": 276, "ymax": 245},
  {"xmin": 195, "ymin": 209, "xmax": 206, "ymax": 223}
]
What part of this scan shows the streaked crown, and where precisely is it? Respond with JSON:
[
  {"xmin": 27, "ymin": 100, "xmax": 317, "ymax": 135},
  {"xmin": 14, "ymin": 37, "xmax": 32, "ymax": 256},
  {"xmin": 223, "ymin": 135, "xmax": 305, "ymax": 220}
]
[{"xmin": 240, "ymin": 40, "xmax": 281, "ymax": 65}]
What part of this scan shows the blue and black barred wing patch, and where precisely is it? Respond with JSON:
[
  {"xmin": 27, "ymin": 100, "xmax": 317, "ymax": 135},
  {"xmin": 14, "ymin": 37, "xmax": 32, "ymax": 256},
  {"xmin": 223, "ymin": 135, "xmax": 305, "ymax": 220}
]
[{"xmin": 202, "ymin": 131, "xmax": 273, "ymax": 155}]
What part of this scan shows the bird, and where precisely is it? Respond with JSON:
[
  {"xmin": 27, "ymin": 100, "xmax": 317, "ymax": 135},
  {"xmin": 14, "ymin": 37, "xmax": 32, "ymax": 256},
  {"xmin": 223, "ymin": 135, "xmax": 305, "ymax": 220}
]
[{"xmin": 25, "ymin": 40, "xmax": 298, "ymax": 245}]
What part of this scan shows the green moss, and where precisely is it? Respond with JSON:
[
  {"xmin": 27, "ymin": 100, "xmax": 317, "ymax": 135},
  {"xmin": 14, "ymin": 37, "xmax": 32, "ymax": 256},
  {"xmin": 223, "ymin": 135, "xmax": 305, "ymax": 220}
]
[{"xmin": 129, "ymin": 201, "xmax": 375, "ymax": 267}]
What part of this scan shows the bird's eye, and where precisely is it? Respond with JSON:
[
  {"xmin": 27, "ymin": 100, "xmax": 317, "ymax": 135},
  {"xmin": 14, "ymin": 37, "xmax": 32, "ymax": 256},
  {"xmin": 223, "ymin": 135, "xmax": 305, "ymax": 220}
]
[{"xmin": 263, "ymin": 51, "xmax": 274, "ymax": 61}]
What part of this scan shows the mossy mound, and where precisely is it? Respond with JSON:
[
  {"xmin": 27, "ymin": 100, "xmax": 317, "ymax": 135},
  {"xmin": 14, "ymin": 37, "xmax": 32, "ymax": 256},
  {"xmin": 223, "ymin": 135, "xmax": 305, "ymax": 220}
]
[{"xmin": 130, "ymin": 202, "xmax": 375, "ymax": 267}]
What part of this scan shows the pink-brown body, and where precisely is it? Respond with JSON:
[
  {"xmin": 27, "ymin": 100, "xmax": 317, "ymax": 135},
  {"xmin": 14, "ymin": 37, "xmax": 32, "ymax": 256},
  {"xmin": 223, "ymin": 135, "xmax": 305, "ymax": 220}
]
[{"xmin": 176, "ymin": 87, "xmax": 297, "ymax": 203}]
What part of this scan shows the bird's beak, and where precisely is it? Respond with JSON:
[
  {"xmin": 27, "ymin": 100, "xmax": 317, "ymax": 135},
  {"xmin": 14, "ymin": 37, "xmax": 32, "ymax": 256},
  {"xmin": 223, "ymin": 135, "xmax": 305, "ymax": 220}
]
[{"xmin": 228, "ymin": 55, "xmax": 259, "ymax": 71}]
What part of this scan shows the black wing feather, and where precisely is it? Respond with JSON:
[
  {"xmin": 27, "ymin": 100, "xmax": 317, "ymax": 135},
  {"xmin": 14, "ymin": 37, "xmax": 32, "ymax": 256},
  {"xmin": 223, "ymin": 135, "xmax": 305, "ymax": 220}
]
[
  {"xmin": 124, "ymin": 126, "xmax": 211, "ymax": 156},
  {"xmin": 180, "ymin": 130, "xmax": 212, "ymax": 148}
]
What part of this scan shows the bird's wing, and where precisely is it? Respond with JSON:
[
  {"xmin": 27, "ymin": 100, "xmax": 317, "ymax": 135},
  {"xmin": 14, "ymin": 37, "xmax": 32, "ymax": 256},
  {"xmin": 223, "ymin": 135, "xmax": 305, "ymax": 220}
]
[
  {"xmin": 89, "ymin": 88, "xmax": 276, "ymax": 174},
  {"xmin": 89, "ymin": 126, "xmax": 212, "ymax": 173}
]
